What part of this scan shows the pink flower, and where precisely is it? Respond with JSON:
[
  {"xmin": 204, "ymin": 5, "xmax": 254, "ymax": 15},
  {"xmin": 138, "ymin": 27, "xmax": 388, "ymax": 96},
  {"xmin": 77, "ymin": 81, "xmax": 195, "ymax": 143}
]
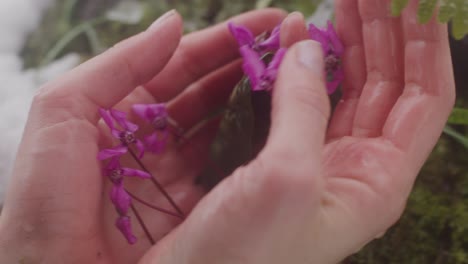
[
  {"xmin": 228, "ymin": 22, "xmax": 281, "ymax": 53},
  {"xmin": 104, "ymin": 158, "xmax": 150, "ymax": 215},
  {"xmin": 240, "ymin": 46, "xmax": 287, "ymax": 91},
  {"xmin": 257, "ymin": 25, "xmax": 281, "ymax": 51},
  {"xmin": 98, "ymin": 108, "xmax": 145, "ymax": 160},
  {"xmin": 116, "ymin": 216, "xmax": 137, "ymax": 244},
  {"xmin": 132, "ymin": 104, "xmax": 170, "ymax": 154},
  {"xmin": 308, "ymin": 21, "xmax": 345, "ymax": 94}
]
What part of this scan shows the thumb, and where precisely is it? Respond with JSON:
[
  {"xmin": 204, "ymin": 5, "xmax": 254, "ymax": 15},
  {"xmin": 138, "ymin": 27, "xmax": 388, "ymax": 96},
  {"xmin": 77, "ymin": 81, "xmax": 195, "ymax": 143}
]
[{"xmin": 265, "ymin": 40, "xmax": 330, "ymax": 160}]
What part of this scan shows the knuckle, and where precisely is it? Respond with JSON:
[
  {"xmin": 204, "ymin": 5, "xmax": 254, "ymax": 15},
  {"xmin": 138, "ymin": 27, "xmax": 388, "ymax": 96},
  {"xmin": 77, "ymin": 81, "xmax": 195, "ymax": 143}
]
[
  {"xmin": 32, "ymin": 83, "xmax": 85, "ymax": 124},
  {"xmin": 32, "ymin": 82, "xmax": 67, "ymax": 111},
  {"xmin": 251, "ymin": 151, "xmax": 318, "ymax": 199},
  {"xmin": 115, "ymin": 54, "xmax": 144, "ymax": 88}
]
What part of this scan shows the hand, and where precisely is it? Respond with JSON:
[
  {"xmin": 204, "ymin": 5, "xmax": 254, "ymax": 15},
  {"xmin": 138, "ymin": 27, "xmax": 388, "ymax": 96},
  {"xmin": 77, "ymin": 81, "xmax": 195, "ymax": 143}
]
[
  {"xmin": 138, "ymin": 1, "xmax": 455, "ymax": 263},
  {"xmin": 0, "ymin": 9, "xmax": 286, "ymax": 263}
]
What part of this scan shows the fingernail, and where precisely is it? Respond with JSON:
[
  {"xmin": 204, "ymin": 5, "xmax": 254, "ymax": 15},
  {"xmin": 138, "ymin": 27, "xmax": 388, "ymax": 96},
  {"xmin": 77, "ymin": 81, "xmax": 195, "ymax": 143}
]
[
  {"xmin": 148, "ymin": 10, "xmax": 176, "ymax": 31},
  {"xmin": 285, "ymin": 11, "xmax": 304, "ymax": 23},
  {"xmin": 296, "ymin": 40, "xmax": 324, "ymax": 76}
]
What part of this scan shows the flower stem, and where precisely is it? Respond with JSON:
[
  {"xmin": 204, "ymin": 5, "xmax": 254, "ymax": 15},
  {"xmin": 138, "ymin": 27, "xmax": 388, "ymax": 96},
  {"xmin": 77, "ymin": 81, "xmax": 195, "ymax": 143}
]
[
  {"xmin": 126, "ymin": 189, "xmax": 183, "ymax": 219},
  {"xmin": 128, "ymin": 149, "xmax": 185, "ymax": 218},
  {"xmin": 130, "ymin": 204, "xmax": 155, "ymax": 245}
]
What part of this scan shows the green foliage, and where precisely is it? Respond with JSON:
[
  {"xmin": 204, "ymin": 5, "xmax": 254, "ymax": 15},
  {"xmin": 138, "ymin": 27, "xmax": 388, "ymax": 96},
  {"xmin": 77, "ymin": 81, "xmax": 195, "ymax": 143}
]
[
  {"xmin": 444, "ymin": 126, "xmax": 468, "ymax": 149},
  {"xmin": 418, "ymin": 0, "xmax": 439, "ymax": 23},
  {"xmin": 448, "ymin": 108, "xmax": 468, "ymax": 125},
  {"xmin": 391, "ymin": 0, "xmax": 410, "ymax": 16},
  {"xmin": 438, "ymin": 0, "xmax": 458, "ymax": 22},
  {"xmin": 391, "ymin": 0, "xmax": 468, "ymax": 39}
]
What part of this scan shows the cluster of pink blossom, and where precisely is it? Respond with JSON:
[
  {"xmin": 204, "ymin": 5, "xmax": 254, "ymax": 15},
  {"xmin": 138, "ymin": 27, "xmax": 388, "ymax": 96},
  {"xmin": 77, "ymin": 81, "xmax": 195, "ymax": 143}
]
[
  {"xmin": 98, "ymin": 104, "xmax": 183, "ymax": 244},
  {"xmin": 229, "ymin": 20, "xmax": 344, "ymax": 94}
]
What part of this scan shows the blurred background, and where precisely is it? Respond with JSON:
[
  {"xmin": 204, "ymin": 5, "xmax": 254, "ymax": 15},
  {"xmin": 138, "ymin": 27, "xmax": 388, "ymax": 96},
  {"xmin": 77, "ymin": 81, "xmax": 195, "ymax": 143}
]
[{"xmin": 1, "ymin": 0, "xmax": 468, "ymax": 263}]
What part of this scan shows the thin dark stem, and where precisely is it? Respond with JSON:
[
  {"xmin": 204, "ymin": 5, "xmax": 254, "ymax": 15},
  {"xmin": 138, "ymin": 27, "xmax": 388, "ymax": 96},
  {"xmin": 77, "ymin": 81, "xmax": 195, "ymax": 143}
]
[
  {"xmin": 126, "ymin": 189, "xmax": 183, "ymax": 219},
  {"xmin": 128, "ymin": 149, "xmax": 185, "ymax": 218},
  {"xmin": 130, "ymin": 204, "xmax": 155, "ymax": 245}
]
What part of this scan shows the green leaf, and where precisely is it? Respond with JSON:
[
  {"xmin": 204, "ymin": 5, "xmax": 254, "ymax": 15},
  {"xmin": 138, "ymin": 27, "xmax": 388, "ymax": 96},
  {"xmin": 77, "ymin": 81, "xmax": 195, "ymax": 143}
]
[
  {"xmin": 417, "ymin": 0, "xmax": 438, "ymax": 23},
  {"xmin": 443, "ymin": 126, "xmax": 468, "ymax": 149},
  {"xmin": 391, "ymin": 0, "xmax": 410, "ymax": 16},
  {"xmin": 451, "ymin": 0, "xmax": 468, "ymax": 40},
  {"xmin": 391, "ymin": 0, "xmax": 468, "ymax": 39},
  {"xmin": 438, "ymin": 0, "xmax": 457, "ymax": 22},
  {"xmin": 447, "ymin": 108, "xmax": 468, "ymax": 125}
]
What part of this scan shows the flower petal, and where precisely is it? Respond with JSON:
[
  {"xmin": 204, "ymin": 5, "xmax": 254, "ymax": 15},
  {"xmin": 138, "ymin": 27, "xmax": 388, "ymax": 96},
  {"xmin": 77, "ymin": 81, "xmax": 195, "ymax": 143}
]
[
  {"xmin": 258, "ymin": 48, "xmax": 287, "ymax": 92},
  {"xmin": 258, "ymin": 25, "xmax": 281, "ymax": 51},
  {"xmin": 239, "ymin": 45, "xmax": 265, "ymax": 90},
  {"xmin": 111, "ymin": 109, "xmax": 139, "ymax": 132},
  {"xmin": 144, "ymin": 132, "xmax": 167, "ymax": 154},
  {"xmin": 121, "ymin": 167, "xmax": 151, "ymax": 179},
  {"xmin": 326, "ymin": 21, "xmax": 344, "ymax": 56},
  {"xmin": 132, "ymin": 103, "xmax": 167, "ymax": 123},
  {"xmin": 98, "ymin": 146, "xmax": 128, "ymax": 160},
  {"xmin": 116, "ymin": 216, "xmax": 137, "ymax": 245},
  {"xmin": 267, "ymin": 48, "xmax": 287, "ymax": 72},
  {"xmin": 99, "ymin": 108, "xmax": 115, "ymax": 131},
  {"xmin": 132, "ymin": 104, "xmax": 153, "ymax": 122},
  {"xmin": 111, "ymin": 184, "xmax": 131, "ymax": 215},
  {"xmin": 327, "ymin": 69, "xmax": 344, "ymax": 94},
  {"xmin": 105, "ymin": 156, "xmax": 121, "ymax": 171},
  {"xmin": 308, "ymin": 23, "xmax": 329, "ymax": 54},
  {"xmin": 228, "ymin": 22, "xmax": 255, "ymax": 47}
]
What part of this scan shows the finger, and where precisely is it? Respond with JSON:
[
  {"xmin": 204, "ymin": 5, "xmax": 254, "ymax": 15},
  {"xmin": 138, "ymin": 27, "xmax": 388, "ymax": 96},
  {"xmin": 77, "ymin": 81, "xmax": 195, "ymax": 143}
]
[
  {"xmin": 32, "ymin": 10, "xmax": 183, "ymax": 126},
  {"xmin": 383, "ymin": 0, "xmax": 455, "ymax": 168},
  {"xmin": 327, "ymin": 0, "xmax": 367, "ymax": 140},
  {"xmin": 168, "ymin": 60, "xmax": 243, "ymax": 131},
  {"xmin": 266, "ymin": 40, "xmax": 330, "ymax": 159},
  {"xmin": 351, "ymin": 0, "xmax": 405, "ymax": 138},
  {"xmin": 145, "ymin": 8, "xmax": 287, "ymax": 101},
  {"xmin": 280, "ymin": 12, "xmax": 309, "ymax": 47}
]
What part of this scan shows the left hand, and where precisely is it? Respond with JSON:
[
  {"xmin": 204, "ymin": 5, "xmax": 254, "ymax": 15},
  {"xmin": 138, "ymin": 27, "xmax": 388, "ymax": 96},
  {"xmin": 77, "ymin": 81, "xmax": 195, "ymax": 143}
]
[{"xmin": 0, "ymin": 9, "xmax": 285, "ymax": 264}]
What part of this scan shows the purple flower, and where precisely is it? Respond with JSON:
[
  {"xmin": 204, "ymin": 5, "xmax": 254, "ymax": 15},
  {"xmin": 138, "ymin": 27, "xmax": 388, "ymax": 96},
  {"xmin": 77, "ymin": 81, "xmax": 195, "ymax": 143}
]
[
  {"xmin": 229, "ymin": 22, "xmax": 256, "ymax": 48},
  {"xmin": 257, "ymin": 25, "xmax": 281, "ymax": 51},
  {"xmin": 132, "ymin": 104, "xmax": 170, "ymax": 154},
  {"xmin": 110, "ymin": 183, "xmax": 131, "ymax": 216},
  {"xmin": 228, "ymin": 23, "xmax": 280, "ymax": 53},
  {"xmin": 98, "ymin": 108, "xmax": 145, "ymax": 160},
  {"xmin": 240, "ymin": 46, "xmax": 287, "ymax": 91},
  {"xmin": 308, "ymin": 21, "xmax": 344, "ymax": 94},
  {"xmin": 104, "ymin": 158, "xmax": 150, "ymax": 215},
  {"xmin": 116, "ymin": 216, "xmax": 137, "ymax": 244}
]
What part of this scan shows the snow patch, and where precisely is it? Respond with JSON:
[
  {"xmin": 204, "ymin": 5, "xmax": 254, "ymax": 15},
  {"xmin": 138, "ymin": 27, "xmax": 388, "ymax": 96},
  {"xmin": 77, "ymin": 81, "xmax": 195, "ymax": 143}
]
[{"xmin": 0, "ymin": 0, "xmax": 79, "ymax": 202}]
